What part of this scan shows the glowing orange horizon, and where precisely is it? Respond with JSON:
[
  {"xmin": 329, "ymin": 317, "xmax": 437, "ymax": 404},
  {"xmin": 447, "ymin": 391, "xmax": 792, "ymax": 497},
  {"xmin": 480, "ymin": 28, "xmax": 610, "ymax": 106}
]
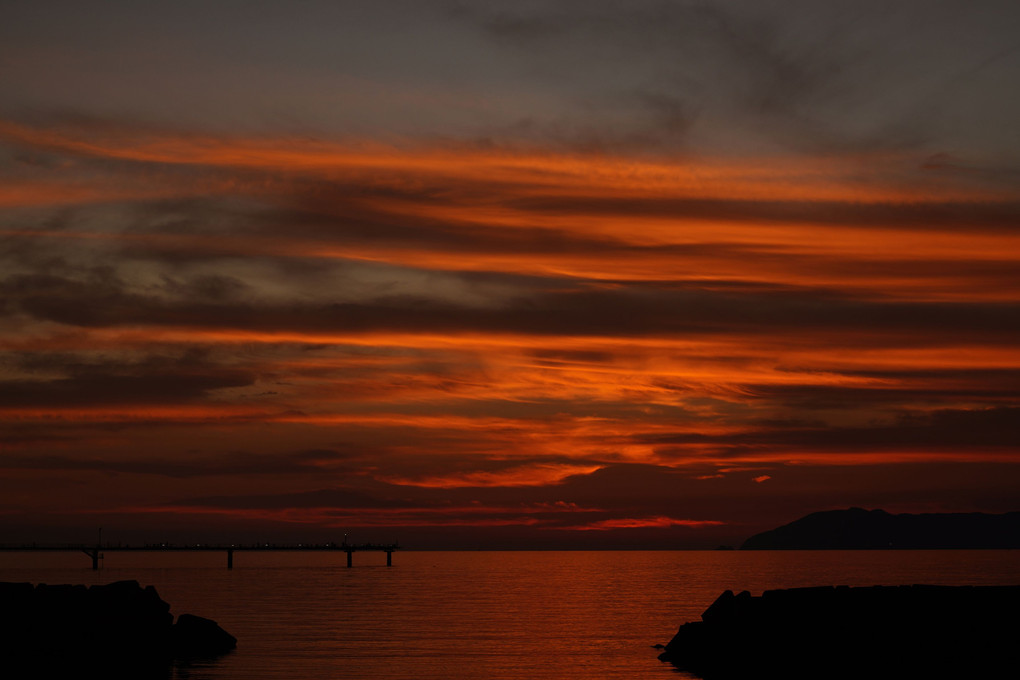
[{"xmin": 108, "ymin": 503, "xmax": 731, "ymax": 532}]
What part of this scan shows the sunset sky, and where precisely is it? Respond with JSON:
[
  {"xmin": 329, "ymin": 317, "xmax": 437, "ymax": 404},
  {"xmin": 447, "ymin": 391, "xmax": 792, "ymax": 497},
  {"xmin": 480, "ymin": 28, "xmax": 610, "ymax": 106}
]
[{"xmin": 2, "ymin": 0, "xmax": 1018, "ymax": 548}]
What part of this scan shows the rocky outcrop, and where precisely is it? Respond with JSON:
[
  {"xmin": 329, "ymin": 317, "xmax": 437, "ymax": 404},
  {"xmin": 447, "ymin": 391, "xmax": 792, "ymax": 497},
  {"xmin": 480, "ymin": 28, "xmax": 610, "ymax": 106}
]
[
  {"xmin": 0, "ymin": 580, "xmax": 235, "ymax": 674},
  {"xmin": 659, "ymin": 584, "xmax": 1020, "ymax": 679},
  {"xmin": 741, "ymin": 507, "xmax": 1020, "ymax": 549}
]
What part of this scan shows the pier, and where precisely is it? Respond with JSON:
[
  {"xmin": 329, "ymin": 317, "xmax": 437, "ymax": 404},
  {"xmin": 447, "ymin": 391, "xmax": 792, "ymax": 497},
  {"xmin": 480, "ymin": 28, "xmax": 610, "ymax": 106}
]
[{"xmin": 0, "ymin": 541, "xmax": 401, "ymax": 569}]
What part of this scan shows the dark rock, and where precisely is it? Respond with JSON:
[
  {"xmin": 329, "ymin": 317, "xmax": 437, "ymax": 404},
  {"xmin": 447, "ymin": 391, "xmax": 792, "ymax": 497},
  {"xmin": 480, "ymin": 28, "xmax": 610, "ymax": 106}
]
[
  {"xmin": 172, "ymin": 613, "xmax": 237, "ymax": 656},
  {"xmin": 0, "ymin": 580, "xmax": 234, "ymax": 673},
  {"xmin": 658, "ymin": 584, "xmax": 1020, "ymax": 679},
  {"xmin": 699, "ymin": 589, "xmax": 735, "ymax": 625}
]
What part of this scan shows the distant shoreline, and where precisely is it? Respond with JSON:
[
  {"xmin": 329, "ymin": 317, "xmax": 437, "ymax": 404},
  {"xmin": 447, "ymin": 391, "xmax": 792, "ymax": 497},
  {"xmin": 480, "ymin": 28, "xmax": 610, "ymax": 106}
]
[{"xmin": 742, "ymin": 507, "xmax": 1020, "ymax": 550}]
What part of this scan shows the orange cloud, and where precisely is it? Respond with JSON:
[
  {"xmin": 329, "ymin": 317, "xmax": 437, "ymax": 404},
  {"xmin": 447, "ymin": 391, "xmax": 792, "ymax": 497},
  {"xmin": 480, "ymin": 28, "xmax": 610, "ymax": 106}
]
[
  {"xmin": 5, "ymin": 119, "xmax": 993, "ymax": 202},
  {"xmin": 5, "ymin": 119, "xmax": 1020, "ymax": 310},
  {"xmin": 3, "ymin": 117, "xmax": 1019, "ymax": 537},
  {"xmin": 564, "ymin": 516, "xmax": 725, "ymax": 531},
  {"xmin": 378, "ymin": 463, "xmax": 604, "ymax": 488}
]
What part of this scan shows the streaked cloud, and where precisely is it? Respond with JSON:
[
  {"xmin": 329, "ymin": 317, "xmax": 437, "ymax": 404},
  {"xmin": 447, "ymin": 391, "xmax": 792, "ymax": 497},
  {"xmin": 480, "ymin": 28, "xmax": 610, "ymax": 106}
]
[{"xmin": 2, "ymin": 1, "xmax": 1018, "ymax": 546}]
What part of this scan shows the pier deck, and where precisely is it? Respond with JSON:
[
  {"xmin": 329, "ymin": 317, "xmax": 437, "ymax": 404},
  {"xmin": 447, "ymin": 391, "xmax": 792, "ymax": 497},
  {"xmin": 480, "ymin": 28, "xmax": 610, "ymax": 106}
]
[{"xmin": 0, "ymin": 542, "xmax": 401, "ymax": 569}]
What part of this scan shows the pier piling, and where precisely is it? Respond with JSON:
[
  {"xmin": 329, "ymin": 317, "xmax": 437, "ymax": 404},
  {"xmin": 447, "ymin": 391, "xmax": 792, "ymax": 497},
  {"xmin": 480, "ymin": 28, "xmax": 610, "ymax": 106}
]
[{"xmin": 82, "ymin": 548, "xmax": 100, "ymax": 570}]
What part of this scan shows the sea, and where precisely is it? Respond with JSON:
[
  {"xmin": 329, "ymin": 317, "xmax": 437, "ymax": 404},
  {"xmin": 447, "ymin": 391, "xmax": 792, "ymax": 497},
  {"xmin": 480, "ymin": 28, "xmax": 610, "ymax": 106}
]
[{"xmin": 1, "ymin": 549, "xmax": 1017, "ymax": 679}]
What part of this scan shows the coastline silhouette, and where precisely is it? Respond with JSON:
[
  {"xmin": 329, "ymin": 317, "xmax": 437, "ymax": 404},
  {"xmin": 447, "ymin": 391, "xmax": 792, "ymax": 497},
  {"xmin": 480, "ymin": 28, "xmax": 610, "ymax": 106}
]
[
  {"xmin": 741, "ymin": 508, "xmax": 1020, "ymax": 549},
  {"xmin": 659, "ymin": 584, "xmax": 1020, "ymax": 679},
  {"xmin": 0, "ymin": 580, "xmax": 235, "ymax": 677}
]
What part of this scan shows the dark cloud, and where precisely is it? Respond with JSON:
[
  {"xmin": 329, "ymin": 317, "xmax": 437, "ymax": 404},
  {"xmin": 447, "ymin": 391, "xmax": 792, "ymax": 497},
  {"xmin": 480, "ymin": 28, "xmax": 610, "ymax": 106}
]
[
  {"xmin": 450, "ymin": 1, "xmax": 1020, "ymax": 158},
  {"xmin": 0, "ymin": 371, "xmax": 252, "ymax": 408},
  {"xmin": 5, "ymin": 269, "xmax": 1018, "ymax": 347},
  {"xmin": 502, "ymin": 195, "xmax": 1020, "ymax": 233},
  {"xmin": 642, "ymin": 406, "xmax": 1020, "ymax": 455},
  {"xmin": 0, "ymin": 448, "xmax": 357, "ymax": 479},
  {"xmin": 742, "ymin": 380, "xmax": 1020, "ymax": 409},
  {"xmin": 0, "ymin": 351, "xmax": 257, "ymax": 407},
  {"xmin": 445, "ymin": 1, "xmax": 848, "ymax": 150}
]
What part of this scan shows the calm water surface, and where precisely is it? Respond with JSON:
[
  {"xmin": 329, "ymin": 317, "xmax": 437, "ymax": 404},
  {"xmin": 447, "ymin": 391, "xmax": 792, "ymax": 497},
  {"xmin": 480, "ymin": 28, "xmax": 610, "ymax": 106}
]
[{"xmin": 1, "ymin": 550, "xmax": 1017, "ymax": 679}]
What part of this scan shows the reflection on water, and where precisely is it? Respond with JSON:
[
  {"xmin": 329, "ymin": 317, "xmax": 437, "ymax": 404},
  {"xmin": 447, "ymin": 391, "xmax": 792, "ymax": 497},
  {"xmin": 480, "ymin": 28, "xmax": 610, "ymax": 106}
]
[{"xmin": 2, "ymin": 550, "xmax": 1017, "ymax": 680}]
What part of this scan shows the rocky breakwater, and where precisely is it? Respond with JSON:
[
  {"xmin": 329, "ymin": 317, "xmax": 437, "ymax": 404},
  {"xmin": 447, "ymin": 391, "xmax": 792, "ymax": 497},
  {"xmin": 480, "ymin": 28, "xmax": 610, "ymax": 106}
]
[
  {"xmin": 658, "ymin": 584, "xmax": 1020, "ymax": 679},
  {"xmin": 0, "ymin": 580, "xmax": 235, "ymax": 673}
]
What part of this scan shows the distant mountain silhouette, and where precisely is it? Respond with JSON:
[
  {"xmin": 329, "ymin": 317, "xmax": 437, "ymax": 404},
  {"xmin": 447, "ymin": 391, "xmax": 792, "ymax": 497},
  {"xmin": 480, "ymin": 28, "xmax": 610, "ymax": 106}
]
[{"xmin": 741, "ymin": 507, "xmax": 1020, "ymax": 549}]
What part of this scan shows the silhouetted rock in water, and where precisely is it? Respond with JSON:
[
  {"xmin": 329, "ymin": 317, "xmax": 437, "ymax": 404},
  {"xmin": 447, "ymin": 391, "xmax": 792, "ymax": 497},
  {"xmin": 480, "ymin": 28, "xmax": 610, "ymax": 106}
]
[
  {"xmin": 658, "ymin": 584, "xmax": 1020, "ymax": 679},
  {"xmin": 172, "ymin": 613, "xmax": 237, "ymax": 656},
  {"xmin": 741, "ymin": 507, "xmax": 1020, "ymax": 549},
  {"xmin": 0, "ymin": 580, "xmax": 235, "ymax": 675}
]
